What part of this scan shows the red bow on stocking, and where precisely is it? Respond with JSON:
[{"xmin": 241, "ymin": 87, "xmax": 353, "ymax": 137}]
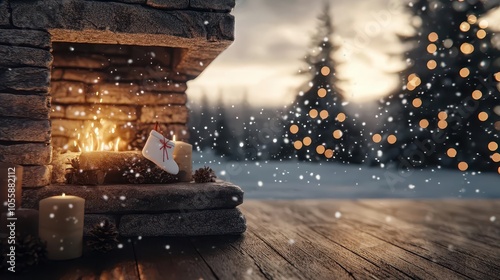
[{"xmin": 159, "ymin": 137, "xmax": 173, "ymax": 162}]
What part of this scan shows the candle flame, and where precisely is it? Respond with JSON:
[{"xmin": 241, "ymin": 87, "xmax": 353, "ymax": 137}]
[{"xmin": 62, "ymin": 193, "xmax": 66, "ymax": 197}]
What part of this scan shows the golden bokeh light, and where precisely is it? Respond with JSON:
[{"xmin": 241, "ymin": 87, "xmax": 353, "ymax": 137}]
[
  {"xmin": 492, "ymin": 153, "xmax": 500, "ymax": 162},
  {"xmin": 494, "ymin": 72, "xmax": 500, "ymax": 82},
  {"xmin": 309, "ymin": 109, "xmax": 318, "ymax": 118},
  {"xmin": 427, "ymin": 60, "xmax": 437, "ymax": 70},
  {"xmin": 372, "ymin": 134, "xmax": 382, "ymax": 143},
  {"xmin": 319, "ymin": 110, "xmax": 329, "ymax": 120},
  {"xmin": 407, "ymin": 74, "xmax": 421, "ymax": 91},
  {"xmin": 303, "ymin": 136, "xmax": 312, "ymax": 146},
  {"xmin": 476, "ymin": 29, "xmax": 486, "ymax": 39},
  {"xmin": 467, "ymin": 14, "xmax": 477, "ymax": 24},
  {"xmin": 478, "ymin": 19, "xmax": 488, "ymax": 29},
  {"xmin": 438, "ymin": 111, "xmax": 448, "ymax": 120},
  {"xmin": 419, "ymin": 119, "xmax": 429, "ymax": 128},
  {"xmin": 289, "ymin": 124, "xmax": 299, "ymax": 134},
  {"xmin": 336, "ymin": 112, "xmax": 346, "ymax": 122},
  {"xmin": 438, "ymin": 120, "xmax": 448, "ymax": 129},
  {"xmin": 387, "ymin": 135, "xmax": 397, "ymax": 144},
  {"xmin": 428, "ymin": 32, "xmax": 438, "ymax": 42},
  {"xmin": 459, "ymin": 22, "xmax": 470, "ymax": 32},
  {"xmin": 460, "ymin": 43, "xmax": 474, "ymax": 55},
  {"xmin": 324, "ymin": 149, "xmax": 334, "ymax": 158},
  {"xmin": 294, "ymin": 140, "xmax": 303, "ymax": 150},
  {"xmin": 472, "ymin": 90, "xmax": 482, "ymax": 100},
  {"xmin": 317, "ymin": 88, "xmax": 327, "ymax": 98},
  {"xmin": 478, "ymin": 112, "xmax": 488, "ymax": 121},
  {"xmin": 447, "ymin": 148, "xmax": 457, "ymax": 158},
  {"xmin": 427, "ymin": 43, "xmax": 437, "ymax": 54},
  {"xmin": 459, "ymin": 67, "xmax": 470, "ymax": 78},
  {"xmin": 321, "ymin": 66, "xmax": 331, "ymax": 76},
  {"xmin": 333, "ymin": 129, "xmax": 343, "ymax": 139},
  {"xmin": 412, "ymin": 98, "xmax": 422, "ymax": 108},
  {"xmin": 489, "ymin": 142, "xmax": 498, "ymax": 151},
  {"xmin": 316, "ymin": 145, "xmax": 326, "ymax": 155},
  {"xmin": 458, "ymin": 161, "xmax": 468, "ymax": 171}
]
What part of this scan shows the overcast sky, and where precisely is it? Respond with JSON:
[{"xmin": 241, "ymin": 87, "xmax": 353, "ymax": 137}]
[{"xmin": 186, "ymin": 0, "xmax": 497, "ymax": 107}]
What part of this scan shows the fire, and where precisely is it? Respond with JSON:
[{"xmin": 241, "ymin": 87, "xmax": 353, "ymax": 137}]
[{"xmin": 73, "ymin": 119, "xmax": 121, "ymax": 152}]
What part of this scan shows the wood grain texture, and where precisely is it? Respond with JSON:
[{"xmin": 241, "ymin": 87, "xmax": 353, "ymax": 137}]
[{"xmin": 1, "ymin": 199, "xmax": 498, "ymax": 279}]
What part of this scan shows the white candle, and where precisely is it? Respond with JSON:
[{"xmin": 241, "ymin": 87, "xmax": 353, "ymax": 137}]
[
  {"xmin": 39, "ymin": 193, "xmax": 85, "ymax": 260},
  {"xmin": 173, "ymin": 136, "xmax": 192, "ymax": 182}
]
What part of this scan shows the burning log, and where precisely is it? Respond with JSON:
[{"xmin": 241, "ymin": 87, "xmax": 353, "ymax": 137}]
[{"xmin": 69, "ymin": 151, "xmax": 178, "ymax": 185}]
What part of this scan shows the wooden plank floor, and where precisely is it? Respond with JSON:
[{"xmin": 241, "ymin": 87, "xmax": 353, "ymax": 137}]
[{"xmin": 2, "ymin": 199, "xmax": 499, "ymax": 279}]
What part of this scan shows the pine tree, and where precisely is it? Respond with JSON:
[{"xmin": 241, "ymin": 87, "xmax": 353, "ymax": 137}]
[
  {"xmin": 381, "ymin": 0, "xmax": 500, "ymax": 172},
  {"xmin": 285, "ymin": 1, "xmax": 362, "ymax": 163}
]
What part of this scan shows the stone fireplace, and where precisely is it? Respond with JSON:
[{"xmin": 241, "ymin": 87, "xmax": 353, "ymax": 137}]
[{"xmin": 0, "ymin": 0, "xmax": 245, "ymax": 236}]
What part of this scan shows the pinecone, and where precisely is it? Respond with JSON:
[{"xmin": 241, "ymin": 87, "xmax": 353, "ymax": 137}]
[
  {"xmin": 193, "ymin": 166, "xmax": 217, "ymax": 183},
  {"xmin": 1, "ymin": 234, "xmax": 47, "ymax": 272},
  {"xmin": 87, "ymin": 220, "xmax": 119, "ymax": 252}
]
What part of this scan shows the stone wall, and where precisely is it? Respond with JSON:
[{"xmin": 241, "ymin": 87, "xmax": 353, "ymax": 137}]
[
  {"xmin": 50, "ymin": 42, "xmax": 189, "ymax": 151},
  {"xmin": 0, "ymin": 0, "xmax": 235, "ymax": 188}
]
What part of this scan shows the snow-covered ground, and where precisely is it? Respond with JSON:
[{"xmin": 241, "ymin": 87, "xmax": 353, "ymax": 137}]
[{"xmin": 193, "ymin": 151, "xmax": 500, "ymax": 199}]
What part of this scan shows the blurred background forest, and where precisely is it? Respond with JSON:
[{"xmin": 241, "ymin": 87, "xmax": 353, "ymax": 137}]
[{"xmin": 188, "ymin": 0, "xmax": 500, "ymax": 174}]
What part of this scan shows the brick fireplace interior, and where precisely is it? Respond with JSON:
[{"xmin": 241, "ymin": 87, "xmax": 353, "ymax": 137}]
[{"xmin": 0, "ymin": 0, "xmax": 235, "ymax": 188}]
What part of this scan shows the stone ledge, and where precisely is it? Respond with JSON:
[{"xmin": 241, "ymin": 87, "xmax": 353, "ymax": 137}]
[
  {"xmin": 22, "ymin": 181, "xmax": 244, "ymax": 213},
  {"xmin": 119, "ymin": 208, "xmax": 246, "ymax": 236}
]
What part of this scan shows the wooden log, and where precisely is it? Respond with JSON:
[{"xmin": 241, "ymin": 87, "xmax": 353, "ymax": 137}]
[
  {"xmin": 79, "ymin": 151, "xmax": 142, "ymax": 171},
  {"xmin": 77, "ymin": 151, "xmax": 178, "ymax": 184}
]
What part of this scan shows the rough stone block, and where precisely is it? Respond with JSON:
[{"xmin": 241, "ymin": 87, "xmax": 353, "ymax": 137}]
[
  {"xmin": 0, "ymin": 29, "xmax": 51, "ymax": 49},
  {"xmin": 190, "ymin": 0, "xmax": 235, "ymax": 11},
  {"xmin": 146, "ymin": 0, "xmax": 189, "ymax": 9},
  {"xmin": 59, "ymin": 69, "xmax": 103, "ymax": 84},
  {"xmin": 83, "ymin": 215, "xmax": 119, "ymax": 236},
  {"xmin": 52, "ymin": 53, "xmax": 109, "ymax": 69},
  {"xmin": 0, "ymin": 93, "xmax": 50, "ymax": 119},
  {"xmin": 140, "ymin": 105, "xmax": 188, "ymax": 123},
  {"xmin": 50, "ymin": 81, "xmax": 86, "ymax": 103},
  {"xmin": 0, "ymin": 143, "xmax": 52, "ymax": 165},
  {"xmin": 22, "ymin": 165, "xmax": 52, "ymax": 187},
  {"xmin": 0, "ymin": 118, "xmax": 50, "ymax": 142},
  {"xmin": 112, "ymin": 67, "xmax": 186, "ymax": 83},
  {"xmin": 87, "ymin": 87, "xmax": 186, "ymax": 105},
  {"xmin": 0, "ymin": 0, "xmax": 9, "ymax": 26},
  {"xmin": 0, "ymin": 45, "xmax": 52, "ymax": 68},
  {"xmin": 11, "ymin": 1, "xmax": 233, "ymax": 40},
  {"xmin": 51, "ymin": 119, "xmax": 84, "ymax": 137},
  {"xmin": 22, "ymin": 181, "xmax": 244, "ymax": 213},
  {"xmin": 0, "ymin": 67, "xmax": 50, "ymax": 93},
  {"xmin": 50, "ymin": 105, "xmax": 65, "ymax": 118},
  {"xmin": 142, "ymin": 80, "xmax": 187, "ymax": 92},
  {"xmin": 65, "ymin": 105, "xmax": 137, "ymax": 121},
  {"xmin": 119, "ymin": 208, "xmax": 246, "ymax": 236}
]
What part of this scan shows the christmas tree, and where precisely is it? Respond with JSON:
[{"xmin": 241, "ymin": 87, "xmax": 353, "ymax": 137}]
[
  {"xmin": 285, "ymin": 1, "xmax": 362, "ymax": 163},
  {"xmin": 380, "ymin": 0, "xmax": 500, "ymax": 172}
]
